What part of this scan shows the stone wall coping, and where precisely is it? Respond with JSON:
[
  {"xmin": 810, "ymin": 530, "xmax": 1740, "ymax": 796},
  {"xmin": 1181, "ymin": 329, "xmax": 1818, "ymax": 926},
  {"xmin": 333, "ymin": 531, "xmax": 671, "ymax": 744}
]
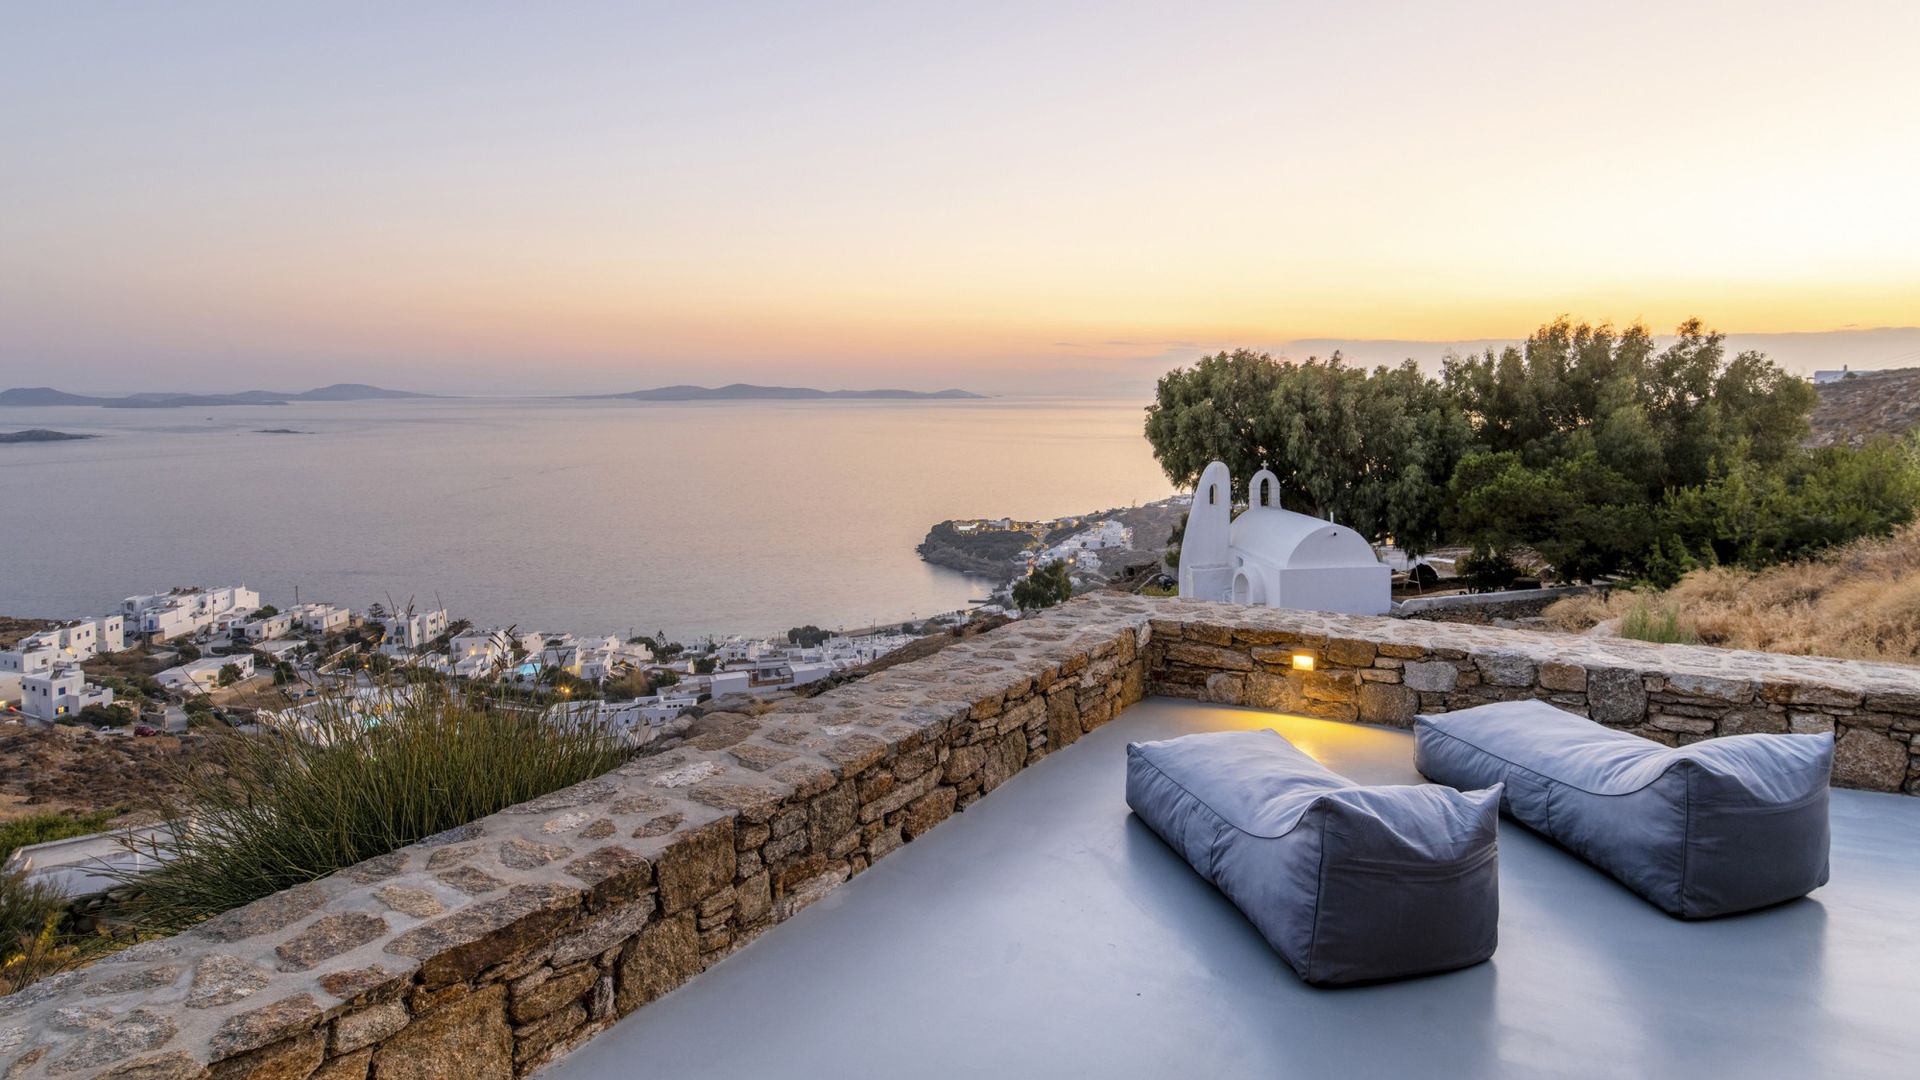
[
  {"xmin": 1141, "ymin": 596, "xmax": 1920, "ymax": 706},
  {"xmin": 1392, "ymin": 584, "xmax": 1592, "ymax": 613}
]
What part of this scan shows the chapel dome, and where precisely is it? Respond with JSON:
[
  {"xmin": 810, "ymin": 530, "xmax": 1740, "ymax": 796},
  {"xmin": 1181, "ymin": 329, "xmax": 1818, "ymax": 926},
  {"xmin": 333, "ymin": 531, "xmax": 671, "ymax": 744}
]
[{"xmin": 1229, "ymin": 506, "xmax": 1380, "ymax": 569}]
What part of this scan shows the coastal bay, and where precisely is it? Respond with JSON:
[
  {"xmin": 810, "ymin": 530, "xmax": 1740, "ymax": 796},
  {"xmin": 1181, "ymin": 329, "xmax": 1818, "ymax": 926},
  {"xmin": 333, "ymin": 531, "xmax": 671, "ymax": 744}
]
[{"xmin": 0, "ymin": 396, "xmax": 1171, "ymax": 639}]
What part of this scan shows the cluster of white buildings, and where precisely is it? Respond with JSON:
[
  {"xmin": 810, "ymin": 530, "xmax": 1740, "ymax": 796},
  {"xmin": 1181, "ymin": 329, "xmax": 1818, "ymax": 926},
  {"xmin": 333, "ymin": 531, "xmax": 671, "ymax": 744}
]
[
  {"xmin": 402, "ymin": 626, "xmax": 657, "ymax": 682},
  {"xmin": 0, "ymin": 616, "xmax": 127, "ymax": 722},
  {"xmin": 691, "ymin": 629, "xmax": 914, "ymax": 699},
  {"xmin": 1, "ymin": 585, "xmax": 359, "ymax": 724},
  {"xmin": 6, "ymin": 575, "xmax": 950, "ymax": 742},
  {"xmin": 1021, "ymin": 518, "xmax": 1133, "ymax": 574},
  {"xmin": 122, "ymin": 586, "xmax": 262, "ymax": 641}
]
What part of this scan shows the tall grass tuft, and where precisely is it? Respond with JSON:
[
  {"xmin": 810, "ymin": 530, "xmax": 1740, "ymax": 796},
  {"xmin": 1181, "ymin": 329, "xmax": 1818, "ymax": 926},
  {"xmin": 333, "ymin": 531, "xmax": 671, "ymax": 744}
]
[
  {"xmin": 0, "ymin": 872, "xmax": 70, "ymax": 995},
  {"xmin": 1617, "ymin": 597, "xmax": 1699, "ymax": 645},
  {"xmin": 119, "ymin": 682, "xmax": 632, "ymax": 933}
]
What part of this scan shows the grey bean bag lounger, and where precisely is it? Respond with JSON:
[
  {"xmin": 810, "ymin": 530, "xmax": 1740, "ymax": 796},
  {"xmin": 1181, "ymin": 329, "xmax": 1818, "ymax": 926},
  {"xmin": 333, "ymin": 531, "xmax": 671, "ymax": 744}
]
[
  {"xmin": 1415, "ymin": 700, "xmax": 1832, "ymax": 918},
  {"xmin": 1126, "ymin": 729, "xmax": 1501, "ymax": 986}
]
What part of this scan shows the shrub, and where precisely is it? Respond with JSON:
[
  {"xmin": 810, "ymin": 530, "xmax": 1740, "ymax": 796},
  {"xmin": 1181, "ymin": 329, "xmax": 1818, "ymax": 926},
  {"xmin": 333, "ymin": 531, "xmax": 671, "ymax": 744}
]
[
  {"xmin": 0, "ymin": 873, "xmax": 73, "ymax": 995},
  {"xmin": 0, "ymin": 810, "xmax": 120, "ymax": 860},
  {"xmin": 1456, "ymin": 547, "xmax": 1524, "ymax": 592},
  {"xmin": 78, "ymin": 703, "xmax": 134, "ymax": 728},
  {"xmin": 0, "ymin": 811, "xmax": 121, "ymax": 994},
  {"xmin": 1013, "ymin": 560, "xmax": 1075, "ymax": 612},
  {"xmin": 119, "ymin": 683, "xmax": 632, "ymax": 933}
]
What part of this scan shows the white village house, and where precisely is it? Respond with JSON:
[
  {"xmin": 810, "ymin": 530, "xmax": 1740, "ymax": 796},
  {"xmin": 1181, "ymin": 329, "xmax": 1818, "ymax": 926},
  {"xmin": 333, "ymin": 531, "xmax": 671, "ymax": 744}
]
[
  {"xmin": 1177, "ymin": 461, "xmax": 1390, "ymax": 616},
  {"xmin": 19, "ymin": 665, "xmax": 113, "ymax": 722},
  {"xmin": 449, "ymin": 628, "xmax": 544, "ymax": 679},
  {"xmin": 288, "ymin": 603, "xmax": 351, "ymax": 635},
  {"xmin": 154, "ymin": 654, "xmax": 256, "ymax": 694},
  {"xmin": 379, "ymin": 609, "xmax": 450, "ymax": 653}
]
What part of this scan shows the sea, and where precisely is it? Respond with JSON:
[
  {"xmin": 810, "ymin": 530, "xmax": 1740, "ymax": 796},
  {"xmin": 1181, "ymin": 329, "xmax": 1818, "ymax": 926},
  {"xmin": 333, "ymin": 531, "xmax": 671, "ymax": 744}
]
[{"xmin": 0, "ymin": 397, "xmax": 1173, "ymax": 641}]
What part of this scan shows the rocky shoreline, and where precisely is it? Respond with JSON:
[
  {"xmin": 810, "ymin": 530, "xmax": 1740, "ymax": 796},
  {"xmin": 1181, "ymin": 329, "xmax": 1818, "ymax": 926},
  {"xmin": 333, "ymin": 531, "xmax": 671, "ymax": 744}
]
[{"xmin": 916, "ymin": 500, "xmax": 1184, "ymax": 585}]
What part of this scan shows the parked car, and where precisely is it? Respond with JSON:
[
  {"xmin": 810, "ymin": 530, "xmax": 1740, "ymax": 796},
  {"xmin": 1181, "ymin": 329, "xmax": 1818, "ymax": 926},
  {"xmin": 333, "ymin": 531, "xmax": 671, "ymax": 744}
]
[{"xmin": 133, "ymin": 724, "xmax": 160, "ymax": 737}]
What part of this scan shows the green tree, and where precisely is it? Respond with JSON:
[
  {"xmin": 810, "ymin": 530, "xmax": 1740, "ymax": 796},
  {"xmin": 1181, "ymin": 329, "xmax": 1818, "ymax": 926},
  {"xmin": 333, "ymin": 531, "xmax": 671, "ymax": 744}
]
[
  {"xmin": 1012, "ymin": 560, "xmax": 1075, "ymax": 613},
  {"xmin": 1443, "ymin": 319, "xmax": 1822, "ymax": 581},
  {"xmin": 786, "ymin": 625, "xmax": 831, "ymax": 647},
  {"xmin": 692, "ymin": 657, "xmax": 716, "ymax": 675},
  {"xmin": 216, "ymin": 662, "xmax": 244, "ymax": 687},
  {"xmin": 1650, "ymin": 435, "xmax": 1920, "ymax": 584},
  {"xmin": 1143, "ymin": 349, "xmax": 1287, "ymax": 501},
  {"xmin": 1146, "ymin": 351, "xmax": 1470, "ymax": 553}
]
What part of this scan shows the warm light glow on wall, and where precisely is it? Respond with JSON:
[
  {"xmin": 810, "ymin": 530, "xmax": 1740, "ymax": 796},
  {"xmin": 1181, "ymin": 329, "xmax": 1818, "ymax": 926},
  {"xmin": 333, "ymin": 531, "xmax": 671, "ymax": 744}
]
[{"xmin": 1292, "ymin": 655, "xmax": 1315, "ymax": 671}]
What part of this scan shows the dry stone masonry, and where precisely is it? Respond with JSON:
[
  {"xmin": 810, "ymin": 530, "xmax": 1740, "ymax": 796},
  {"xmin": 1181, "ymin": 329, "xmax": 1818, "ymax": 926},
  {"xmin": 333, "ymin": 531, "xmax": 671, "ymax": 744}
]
[
  {"xmin": 1143, "ymin": 598, "xmax": 1920, "ymax": 794},
  {"xmin": 2, "ymin": 594, "xmax": 1916, "ymax": 1080}
]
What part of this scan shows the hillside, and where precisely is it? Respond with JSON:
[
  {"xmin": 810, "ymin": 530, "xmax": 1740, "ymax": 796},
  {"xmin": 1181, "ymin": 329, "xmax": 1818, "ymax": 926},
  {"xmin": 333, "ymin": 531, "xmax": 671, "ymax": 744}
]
[
  {"xmin": 1543, "ymin": 523, "xmax": 1920, "ymax": 663},
  {"xmin": 586, "ymin": 384, "xmax": 984, "ymax": 401},
  {"xmin": 0, "ymin": 384, "xmax": 434, "ymax": 408},
  {"xmin": 917, "ymin": 520, "xmax": 1036, "ymax": 575},
  {"xmin": 1809, "ymin": 368, "xmax": 1920, "ymax": 447}
]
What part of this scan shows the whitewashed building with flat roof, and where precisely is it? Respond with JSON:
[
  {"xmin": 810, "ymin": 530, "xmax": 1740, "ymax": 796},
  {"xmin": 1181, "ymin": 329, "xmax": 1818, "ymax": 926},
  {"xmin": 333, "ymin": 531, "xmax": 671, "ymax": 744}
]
[
  {"xmin": 155, "ymin": 654, "xmax": 256, "ymax": 694},
  {"xmin": 124, "ymin": 587, "xmax": 262, "ymax": 641},
  {"xmin": 289, "ymin": 603, "xmax": 351, "ymax": 635},
  {"xmin": 380, "ymin": 609, "xmax": 449, "ymax": 651},
  {"xmin": 235, "ymin": 612, "xmax": 293, "ymax": 643},
  {"xmin": 21, "ymin": 665, "xmax": 113, "ymax": 722}
]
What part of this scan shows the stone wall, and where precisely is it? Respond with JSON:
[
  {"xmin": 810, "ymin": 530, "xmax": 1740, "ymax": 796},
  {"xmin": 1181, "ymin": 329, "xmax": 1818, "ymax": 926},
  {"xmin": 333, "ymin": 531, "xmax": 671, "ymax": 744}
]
[
  {"xmin": 1143, "ymin": 598, "xmax": 1920, "ymax": 795},
  {"xmin": 0, "ymin": 600, "xmax": 1153, "ymax": 1080},
  {"xmin": 4, "ymin": 594, "xmax": 1918, "ymax": 1080}
]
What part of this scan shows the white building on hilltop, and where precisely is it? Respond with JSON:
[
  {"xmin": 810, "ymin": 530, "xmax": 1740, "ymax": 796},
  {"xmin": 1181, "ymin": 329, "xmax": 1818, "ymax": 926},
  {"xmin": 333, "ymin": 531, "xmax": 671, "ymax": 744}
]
[
  {"xmin": 21, "ymin": 665, "xmax": 113, "ymax": 722},
  {"xmin": 1177, "ymin": 461, "xmax": 1390, "ymax": 616}
]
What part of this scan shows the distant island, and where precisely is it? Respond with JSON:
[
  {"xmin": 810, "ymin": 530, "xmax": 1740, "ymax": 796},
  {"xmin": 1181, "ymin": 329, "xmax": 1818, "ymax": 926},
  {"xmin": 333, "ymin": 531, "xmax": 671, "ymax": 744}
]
[
  {"xmin": 0, "ymin": 383, "xmax": 435, "ymax": 409},
  {"xmin": 0, "ymin": 429, "xmax": 96, "ymax": 443},
  {"xmin": 254, "ymin": 428, "xmax": 312, "ymax": 435},
  {"xmin": 579, "ymin": 383, "xmax": 985, "ymax": 402}
]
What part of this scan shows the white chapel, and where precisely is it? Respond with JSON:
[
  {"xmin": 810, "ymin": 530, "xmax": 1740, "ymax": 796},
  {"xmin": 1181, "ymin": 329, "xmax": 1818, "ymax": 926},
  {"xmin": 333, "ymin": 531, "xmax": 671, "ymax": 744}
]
[{"xmin": 1177, "ymin": 461, "xmax": 1391, "ymax": 616}]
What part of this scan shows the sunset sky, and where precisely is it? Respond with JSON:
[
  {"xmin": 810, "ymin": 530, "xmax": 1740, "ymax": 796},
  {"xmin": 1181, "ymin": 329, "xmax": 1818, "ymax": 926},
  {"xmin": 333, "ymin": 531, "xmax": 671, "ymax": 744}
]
[{"xmin": 3, "ymin": 2, "xmax": 1917, "ymax": 395}]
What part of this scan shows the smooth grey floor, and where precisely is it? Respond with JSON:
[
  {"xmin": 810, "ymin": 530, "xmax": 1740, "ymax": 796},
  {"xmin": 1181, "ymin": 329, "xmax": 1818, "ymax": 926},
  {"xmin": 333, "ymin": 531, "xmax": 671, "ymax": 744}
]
[{"xmin": 548, "ymin": 698, "xmax": 1920, "ymax": 1080}]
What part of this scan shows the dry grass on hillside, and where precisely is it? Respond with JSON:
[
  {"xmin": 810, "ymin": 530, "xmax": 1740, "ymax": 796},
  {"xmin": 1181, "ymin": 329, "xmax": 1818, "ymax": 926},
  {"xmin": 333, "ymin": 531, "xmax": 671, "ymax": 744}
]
[{"xmin": 1543, "ymin": 524, "xmax": 1920, "ymax": 664}]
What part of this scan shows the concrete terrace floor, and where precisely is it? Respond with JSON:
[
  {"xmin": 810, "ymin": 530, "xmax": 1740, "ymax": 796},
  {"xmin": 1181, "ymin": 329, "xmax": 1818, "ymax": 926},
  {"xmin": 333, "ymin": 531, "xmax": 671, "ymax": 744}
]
[{"xmin": 547, "ymin": 698, "xmax": 1920, "ymax": 1080}]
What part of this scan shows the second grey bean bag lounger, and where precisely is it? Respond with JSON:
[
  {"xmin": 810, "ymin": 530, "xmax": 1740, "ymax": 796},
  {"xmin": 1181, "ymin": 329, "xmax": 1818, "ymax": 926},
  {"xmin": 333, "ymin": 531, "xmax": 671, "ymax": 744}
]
[
  {"xmin": 1415, "ymin": 700, "xmax": 1832, "ymax": 918},
  {"xmin": 1126, "ymin": 729, "xmax": 1501, "ymax": 986}
]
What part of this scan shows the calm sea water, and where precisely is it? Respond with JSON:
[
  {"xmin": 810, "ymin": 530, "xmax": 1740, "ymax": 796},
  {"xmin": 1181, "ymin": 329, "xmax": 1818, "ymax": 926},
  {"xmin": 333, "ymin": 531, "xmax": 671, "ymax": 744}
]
[{"xmin": 0, "ymin": 397, "xmax": 1172, "ymax": 639}]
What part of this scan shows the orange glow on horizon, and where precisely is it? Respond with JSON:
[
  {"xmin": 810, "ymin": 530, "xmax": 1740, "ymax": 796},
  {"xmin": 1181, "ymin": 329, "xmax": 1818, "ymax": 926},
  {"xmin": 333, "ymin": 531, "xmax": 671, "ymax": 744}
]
[{"xmin": 2, "ymin": 3, "xmax": 1916, "ymax": 390}]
